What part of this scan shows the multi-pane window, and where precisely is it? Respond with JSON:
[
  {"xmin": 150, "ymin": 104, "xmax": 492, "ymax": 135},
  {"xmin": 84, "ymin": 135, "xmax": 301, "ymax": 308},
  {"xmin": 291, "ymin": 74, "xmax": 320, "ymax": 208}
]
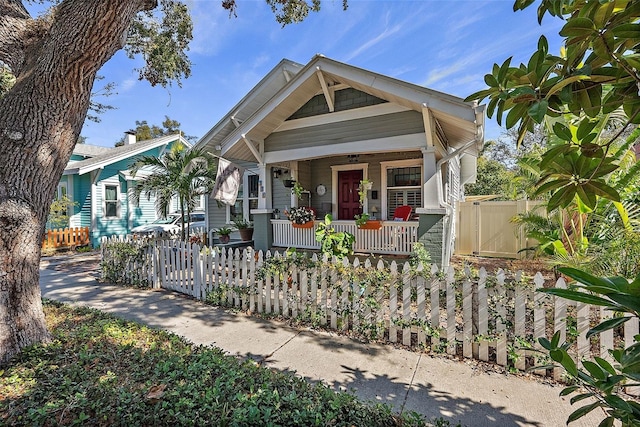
[
  {"xmin": 57, "ymin": 183, "xmax": 68, "ymax": 216},
  {"xmin": 386, "ymin": 166, "xmax": 421, "ymax": 219},
  {"xmin": 104, "ymin": 184, "xmax": 119, "ymax": 218},
  {"xmin": 192, "ymin": 195, "xmax": 204, "ymax": 211},
  {"xmin": 227, "ymin": 174, "xmax": 259, "ymax": 222},
  {"xmin": 247, "ymin": 175, "xmax": 259, "ymax": 221}
]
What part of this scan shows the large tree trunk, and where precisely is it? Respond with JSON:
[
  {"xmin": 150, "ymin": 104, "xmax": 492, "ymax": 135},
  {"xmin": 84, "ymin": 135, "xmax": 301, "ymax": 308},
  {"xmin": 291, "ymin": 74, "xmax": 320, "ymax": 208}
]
[{"xmin": 0, "ymin": 0, "xmax": 155, "ymax": 364}]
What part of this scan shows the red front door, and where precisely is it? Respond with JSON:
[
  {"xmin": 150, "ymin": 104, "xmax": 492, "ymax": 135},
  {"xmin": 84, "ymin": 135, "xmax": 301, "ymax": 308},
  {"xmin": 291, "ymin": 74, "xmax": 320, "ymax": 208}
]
[{"xmin": 337, "ymin": 170, "xmax": 363, "ymax": 220}]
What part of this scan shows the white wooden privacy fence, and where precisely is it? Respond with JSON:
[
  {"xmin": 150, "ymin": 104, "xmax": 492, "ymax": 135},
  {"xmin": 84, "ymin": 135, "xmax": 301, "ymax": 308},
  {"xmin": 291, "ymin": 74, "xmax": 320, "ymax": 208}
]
[{"xmin": 101, "ymin": 236, "xmax": 639, "ymax": 381}]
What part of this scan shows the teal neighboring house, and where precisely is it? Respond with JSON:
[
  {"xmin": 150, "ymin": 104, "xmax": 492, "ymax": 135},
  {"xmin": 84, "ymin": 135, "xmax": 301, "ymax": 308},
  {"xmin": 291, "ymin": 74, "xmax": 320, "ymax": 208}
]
[{"xmin": 55, "ymin": 133, "xmax": 190, "ymax": 247}]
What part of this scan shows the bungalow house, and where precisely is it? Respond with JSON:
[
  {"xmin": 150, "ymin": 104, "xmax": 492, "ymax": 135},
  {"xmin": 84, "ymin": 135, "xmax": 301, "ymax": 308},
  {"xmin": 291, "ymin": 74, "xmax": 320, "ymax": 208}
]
[
  {"xmin": 55, "ymin": 133, "xmax": 192, "ymax": 246},
  {"xmin": 195, "ymin": 55, "xmax": 484, "ymax": 266}
]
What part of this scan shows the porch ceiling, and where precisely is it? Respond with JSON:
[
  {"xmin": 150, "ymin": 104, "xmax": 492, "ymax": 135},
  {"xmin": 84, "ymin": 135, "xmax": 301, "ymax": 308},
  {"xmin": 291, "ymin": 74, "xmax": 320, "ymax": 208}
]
[{"xmin": 217, "ymin": 56, "xmax": 483, "ymax": 163}]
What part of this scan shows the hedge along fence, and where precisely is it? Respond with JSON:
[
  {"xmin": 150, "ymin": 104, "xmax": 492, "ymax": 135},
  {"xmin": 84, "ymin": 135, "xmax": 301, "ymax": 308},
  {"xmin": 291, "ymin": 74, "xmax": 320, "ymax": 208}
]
[{"xmin": 100, "ymin": 235, "xmax": 640, "ymax": 381}]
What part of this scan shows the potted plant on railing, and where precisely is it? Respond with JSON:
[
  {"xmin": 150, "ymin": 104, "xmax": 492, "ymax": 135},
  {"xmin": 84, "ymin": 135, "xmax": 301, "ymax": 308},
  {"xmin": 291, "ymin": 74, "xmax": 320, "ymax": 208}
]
[
  {"xmin": 285, "ymin": 206, "xmax": 315, "ymax": 229},
  {"xmin": 215, "ymin": 226, "xmax": 234, "ymax": 244},
  {"xmin": 355, "ymin": 179, "xmax": 381, "ymax": 229},
  {"xmin": 355, "ymin": 212, "xmax": 382, "ymax": 230},
  {"xmin": 233, "ymin": 216, "xmax": 254, "ymax": 241}
]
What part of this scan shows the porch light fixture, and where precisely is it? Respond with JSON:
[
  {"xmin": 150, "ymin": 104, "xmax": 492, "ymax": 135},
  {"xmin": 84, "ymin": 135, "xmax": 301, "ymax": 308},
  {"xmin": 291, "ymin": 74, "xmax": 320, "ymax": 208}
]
[
  {"xmin": 273, "ymin": 169, "xmax": 282, "ymax": 178},
  {"xmin": 347, "ymin": 154, "xmax": 359, "ymax": 163}
]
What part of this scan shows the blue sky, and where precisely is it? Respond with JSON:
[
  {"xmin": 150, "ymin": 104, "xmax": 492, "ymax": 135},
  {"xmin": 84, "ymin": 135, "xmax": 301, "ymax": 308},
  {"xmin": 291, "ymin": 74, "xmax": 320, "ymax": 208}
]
[{"xmin": 61, "ymin": 1, "xmax": 565, "ymax": 147}]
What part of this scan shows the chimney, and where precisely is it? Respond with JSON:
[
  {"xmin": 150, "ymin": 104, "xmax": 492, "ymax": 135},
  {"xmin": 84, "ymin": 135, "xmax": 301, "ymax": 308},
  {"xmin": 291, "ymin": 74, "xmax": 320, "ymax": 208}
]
[{"xmin": 124, "ymin": 130, "xmax": 136, "ymax": 145}]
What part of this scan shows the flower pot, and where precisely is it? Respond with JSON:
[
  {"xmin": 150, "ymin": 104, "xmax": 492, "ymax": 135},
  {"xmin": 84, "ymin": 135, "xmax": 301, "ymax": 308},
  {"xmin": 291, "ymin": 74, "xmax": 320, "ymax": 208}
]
[
  {"xmin": 292, "ymin": 221, "xmax": 314, "ymax": 229},
  {"xmin": 218, "ymin": 234, "xmax": 231, "ymax": 244},
  {"xmin": 358, "ymin": 220, "xmax": 382, "ymax": 230},
  {"xmin": 283, "ymin": 179, "xmax": 296, "ymax": 188},
  {"xmin": 239, "ymin": 228, "xmax": 254, "ymax": 241}
]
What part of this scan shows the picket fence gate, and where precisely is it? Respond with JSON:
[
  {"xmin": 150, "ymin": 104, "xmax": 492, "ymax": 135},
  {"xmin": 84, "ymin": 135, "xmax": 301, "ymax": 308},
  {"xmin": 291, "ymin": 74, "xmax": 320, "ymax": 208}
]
[{"xmin": 100, "ymin": 235, "xmax": 639, "ymax": 382}]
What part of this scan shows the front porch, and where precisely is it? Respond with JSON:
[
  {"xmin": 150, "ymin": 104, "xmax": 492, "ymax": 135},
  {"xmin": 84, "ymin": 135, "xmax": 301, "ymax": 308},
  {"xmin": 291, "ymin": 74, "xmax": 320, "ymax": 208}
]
[{"xmin": 271, "ymin": 219, "xmax": 419, "ymax": 255}]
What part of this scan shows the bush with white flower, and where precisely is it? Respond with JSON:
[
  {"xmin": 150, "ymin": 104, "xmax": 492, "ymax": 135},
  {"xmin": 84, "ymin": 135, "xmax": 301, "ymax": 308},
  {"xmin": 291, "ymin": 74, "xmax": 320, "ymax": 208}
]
[{"xmin": 285, "ymin": 206, "xmax": 315, "ymax": 224}]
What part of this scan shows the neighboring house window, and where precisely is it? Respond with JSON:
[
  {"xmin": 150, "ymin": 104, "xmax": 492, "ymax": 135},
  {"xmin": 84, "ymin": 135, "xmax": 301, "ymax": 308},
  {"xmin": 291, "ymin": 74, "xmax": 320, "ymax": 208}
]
[
  {"xmin": 104, "ymin": 184, "xmax": 120, "ymax": 219},
  {"xmin": 226, "ymin": 173, "xmax": 259, "ymax": 222},
  {"xmin": 381, "ymin": 160, "xmax": 422, "ymax": 220},
  {"xmin": 56, "ymin": 183, "xmax": 68, "ymax": 216},
  {"xmin": 192, "ymin": 195, "xmax": 204, "ymax": 211}
]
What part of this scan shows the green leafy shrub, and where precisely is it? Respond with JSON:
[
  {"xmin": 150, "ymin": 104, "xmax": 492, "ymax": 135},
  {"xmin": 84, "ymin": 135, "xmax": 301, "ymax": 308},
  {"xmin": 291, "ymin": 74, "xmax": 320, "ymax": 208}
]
[
  {"xmin": 315, "ymin": 214, "xmax": 354, "ymax": 260},
  {"xmin": 0, "ymin": 301, "xmax": 426, "ymax": 426},
  {"xmin": 100, "ymin": 240, "xmax": 150, "ymax": 287},
  {"xmin": 538, "ymin": 267, "xmax": 640, "ymax": 426}
]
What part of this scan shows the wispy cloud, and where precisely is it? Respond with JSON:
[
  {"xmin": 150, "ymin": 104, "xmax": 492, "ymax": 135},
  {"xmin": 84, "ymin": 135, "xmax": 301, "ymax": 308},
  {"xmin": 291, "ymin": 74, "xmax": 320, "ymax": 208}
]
[
  {"xmin": 119, "ymin": 78, "xmax": 136, "ymax": 93},
  {"xmin": 343, "ymin": 3, "xmax": 433, "ymax": 62},
  {"xmin": 187, "ymin": 0, "xmax": 241, "ymax": 56},
  {"xmin": 343, "ymin": 23, "xmax": 402, "ymax": 62},
  {"xmin": 421, "ymin": 20, "xmax": 561, "ymax": 90}
]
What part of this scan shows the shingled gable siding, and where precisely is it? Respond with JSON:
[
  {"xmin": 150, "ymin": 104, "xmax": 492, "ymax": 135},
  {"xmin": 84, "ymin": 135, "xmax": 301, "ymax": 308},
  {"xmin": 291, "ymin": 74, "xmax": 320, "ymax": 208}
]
[{"xmin": 288, "ymin": 88, "xmax": 387, "ymax": 120}]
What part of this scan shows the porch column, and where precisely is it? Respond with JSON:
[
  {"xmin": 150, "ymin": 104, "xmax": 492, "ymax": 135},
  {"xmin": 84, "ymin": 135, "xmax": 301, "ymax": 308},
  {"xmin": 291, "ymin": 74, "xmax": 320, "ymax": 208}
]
[
  {"xmin": 289, "ymin": 161, "xmax": 299, "ymax": 208},
  {"xmin": 421, "ymin": 147, "xmax": 439, "ymax": 209},
  {"xmin": 416, "ymin": 207, "xmax": 446, "ymax": 267},
  {"xmin": 251, "ymin": 163, "xmax": 273, "ymax": 252}
]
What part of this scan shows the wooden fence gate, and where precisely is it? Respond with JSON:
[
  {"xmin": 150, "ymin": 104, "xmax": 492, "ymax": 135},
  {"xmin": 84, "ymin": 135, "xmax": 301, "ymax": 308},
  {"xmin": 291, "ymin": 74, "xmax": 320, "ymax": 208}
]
[
  {"xmin": 456, "ymin": 200, "xmax": 543, "ymax": 259},
  {"xmin": 42, "ymin": 227, "xmax": 91, "ymax": 251}
]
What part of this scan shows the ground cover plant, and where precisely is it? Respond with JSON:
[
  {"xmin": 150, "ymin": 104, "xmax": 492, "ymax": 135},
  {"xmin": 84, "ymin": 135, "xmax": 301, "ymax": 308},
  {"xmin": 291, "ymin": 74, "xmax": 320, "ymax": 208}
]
[{"xmin": 0, "ymin": 300, "xmax": 427, "ymax": 426}]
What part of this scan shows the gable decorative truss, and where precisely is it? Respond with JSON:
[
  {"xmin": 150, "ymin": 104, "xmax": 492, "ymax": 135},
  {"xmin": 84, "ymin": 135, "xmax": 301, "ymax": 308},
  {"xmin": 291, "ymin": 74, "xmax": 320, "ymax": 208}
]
[
  {"xmin": 315, "ymin": 67, "xmax": 334, "ymax": 112},
  {"xmin": 242, "ymin": 135, "xmax": 263, "ymax": 163}
]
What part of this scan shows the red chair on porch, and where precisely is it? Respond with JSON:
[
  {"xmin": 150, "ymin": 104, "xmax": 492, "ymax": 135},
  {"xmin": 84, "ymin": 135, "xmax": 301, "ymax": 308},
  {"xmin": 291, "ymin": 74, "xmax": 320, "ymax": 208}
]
[{"xmin": 392, "ymin": 205, "xmax": 412, "ymax": 221}]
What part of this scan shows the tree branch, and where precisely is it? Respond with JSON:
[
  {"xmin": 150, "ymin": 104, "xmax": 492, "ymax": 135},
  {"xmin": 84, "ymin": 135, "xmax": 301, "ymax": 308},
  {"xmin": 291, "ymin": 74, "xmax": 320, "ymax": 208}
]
[{"xmin": 0, "ymin": 0, "xmax": 33, "ymax": 74}]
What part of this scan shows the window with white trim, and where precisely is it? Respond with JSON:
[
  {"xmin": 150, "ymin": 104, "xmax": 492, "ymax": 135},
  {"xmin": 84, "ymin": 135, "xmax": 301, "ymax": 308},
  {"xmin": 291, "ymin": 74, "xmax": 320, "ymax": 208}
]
[
  {"xmin": 226, "ymin": 174, "xmax": 259, "ymax": 222},
  {"xmin": 56, "ymin": 182, "xmax": 68, "ymax": 216},
  {"xmin": 247, "ymin": 175, "xmax": 259, "ymax": 221},
  {"xmin": 383, "ymin": 162, "xmax": 422, "ymax": 220},
  {"xmin": 104, "ymin": 184, "xmax": 120, "ymax": 219},
  {"xmin": 192, "ymin": 194, "xmax": 204, "ymax": 211}
]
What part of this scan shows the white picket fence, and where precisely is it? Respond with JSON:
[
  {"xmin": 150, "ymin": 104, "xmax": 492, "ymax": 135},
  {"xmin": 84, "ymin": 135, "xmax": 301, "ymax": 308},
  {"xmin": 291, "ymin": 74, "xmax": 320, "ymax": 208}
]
[{"xmin": 100, "ymin": 235, "xmax": 639, "ymax": 380}]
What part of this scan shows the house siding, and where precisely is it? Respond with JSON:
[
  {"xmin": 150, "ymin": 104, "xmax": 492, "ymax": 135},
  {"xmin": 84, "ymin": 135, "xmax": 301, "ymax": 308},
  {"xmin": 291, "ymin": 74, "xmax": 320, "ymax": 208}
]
[
  {"xmin": 265, "ymin": 111, "xmax": 424, "ymax": 153},
  {"xmin": 75, "ymin": 174, "xmax": 92, "ymax": 228},
  {"xmin": 272, "ymin": 171, "xmax": 292, "ymax": 214},
  {"xmin": 288, "ymin": 88, "xmax": 386, "ymax": 120},
  {"xmin": 207, "ymin": 194, "xmax": 228, "ymax": 231},
  {"xmin": 90, "ymin": 140, "xmax": 180, "ymax": 245},
  {"xmin": 93, "ymin": 173, "xmax": 128, "ymax": 245}
]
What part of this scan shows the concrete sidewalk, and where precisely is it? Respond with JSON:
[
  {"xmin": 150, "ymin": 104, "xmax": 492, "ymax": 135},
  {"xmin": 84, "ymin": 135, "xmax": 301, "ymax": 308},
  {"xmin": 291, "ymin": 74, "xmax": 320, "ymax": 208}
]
[{"xmin": 39, "ymin": 253, "xmax": 604, "ymax": 427}]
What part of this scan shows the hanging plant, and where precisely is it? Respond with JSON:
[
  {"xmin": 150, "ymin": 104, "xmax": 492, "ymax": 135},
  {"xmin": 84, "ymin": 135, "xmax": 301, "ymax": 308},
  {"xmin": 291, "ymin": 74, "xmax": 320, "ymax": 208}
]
[
  {"xmin": 291, "ymin": 181, "xmax": 305, "ymax": 199},
  {"xmin": 358, "ymin": 179, "xmax": 372, "ymax": 206}
]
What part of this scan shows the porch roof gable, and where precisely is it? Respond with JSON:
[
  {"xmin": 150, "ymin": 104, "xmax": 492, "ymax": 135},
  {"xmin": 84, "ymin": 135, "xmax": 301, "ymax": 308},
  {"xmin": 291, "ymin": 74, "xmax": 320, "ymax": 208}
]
[{"xmin": 197, "ymin": 55, "xmax": 484, "ymax": 163}]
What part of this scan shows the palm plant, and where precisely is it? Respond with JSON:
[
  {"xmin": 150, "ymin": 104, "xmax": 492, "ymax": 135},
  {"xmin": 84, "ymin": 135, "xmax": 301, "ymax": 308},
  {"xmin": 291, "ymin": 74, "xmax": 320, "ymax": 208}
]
[
  {"xmin": 130, "ymin": 141, "xmax": 217, "ymax": 240},
  {"xmin": 513, "ymin": 116, "xmax": 640, "ymax": 276}
]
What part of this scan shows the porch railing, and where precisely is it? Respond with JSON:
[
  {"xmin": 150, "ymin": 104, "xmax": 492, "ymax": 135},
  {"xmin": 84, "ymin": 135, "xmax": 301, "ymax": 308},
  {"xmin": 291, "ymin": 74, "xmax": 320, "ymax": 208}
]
[{"xmin": 271, "ymin": 219, "xmax": 419, "ymax": 255}]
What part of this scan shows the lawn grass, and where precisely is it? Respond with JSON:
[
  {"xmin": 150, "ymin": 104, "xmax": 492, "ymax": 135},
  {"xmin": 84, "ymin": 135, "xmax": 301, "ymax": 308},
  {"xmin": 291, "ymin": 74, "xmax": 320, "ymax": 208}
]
[{"xmin": 0, "ymin": 300, "xmax": 428, "ymax": 426}]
